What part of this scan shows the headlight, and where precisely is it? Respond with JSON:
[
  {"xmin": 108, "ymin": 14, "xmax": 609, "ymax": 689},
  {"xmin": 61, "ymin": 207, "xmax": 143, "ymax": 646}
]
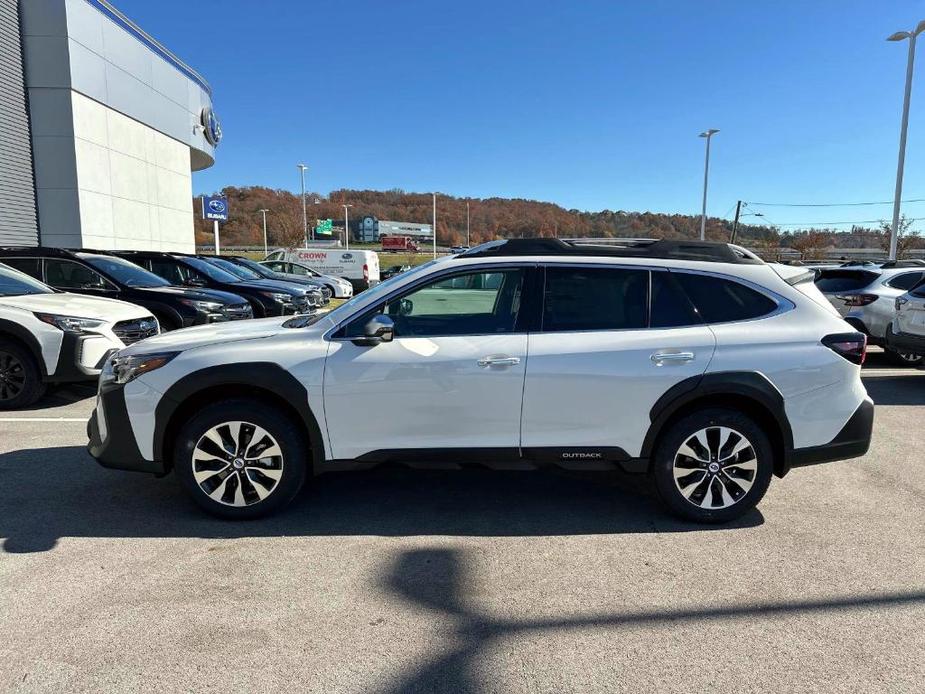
[
  {"xmin": 101, "ymin": 351, "xmax": 178, "ymax": 386},
  {"xmin": 258, "ymin": 291, "xmax": 293, "ymax": 304},
  {"xmin": 179, "ymin": 299, "xmax": 224, "ymax": 312},
  {"xmin": 35, "ymin": 313, "xmax": 105, "ymax": 334}
]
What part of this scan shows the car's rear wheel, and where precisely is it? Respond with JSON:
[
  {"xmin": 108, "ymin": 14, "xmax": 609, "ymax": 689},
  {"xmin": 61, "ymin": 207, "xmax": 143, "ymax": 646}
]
[
  {"xmin": 0, "ymin": 340, "xmax": 46, "ymax": 410},
  {"xmin": 174, "ymin": 400, "xmax": 308, "ymax": 519},
  {"xmin": 883, "ymin": 347, "xmax": 923, "ymax": 367},
  {"xmin": 652, "ymin": 408, "xmax": 773, "ymax": 523}
]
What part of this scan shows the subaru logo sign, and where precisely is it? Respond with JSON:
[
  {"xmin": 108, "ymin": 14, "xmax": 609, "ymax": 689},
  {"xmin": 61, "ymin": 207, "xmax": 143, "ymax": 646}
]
[
  {"xmin": 202, "ymin": 195, "xmax": 229, "ymax": 222},
  {"xmin": 201, "ymin": 106, "xmax": 223, "ymax": 147},
  {"xmin": 341, "ymin": 253, "xmax": 353, "ymax": 260}
]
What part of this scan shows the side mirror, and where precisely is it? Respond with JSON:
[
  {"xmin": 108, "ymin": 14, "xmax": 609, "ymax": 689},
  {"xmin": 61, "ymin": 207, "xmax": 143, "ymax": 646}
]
[
  {"xmin": 186, "ymin": 278, "xmax": 207, "ymax": 287},
  {"xmin": 352, "ymin": 314, "xmax": 394, "ymax": 346}
]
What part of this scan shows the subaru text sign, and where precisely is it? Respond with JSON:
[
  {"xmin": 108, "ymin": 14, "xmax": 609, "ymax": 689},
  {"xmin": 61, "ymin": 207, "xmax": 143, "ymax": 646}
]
[{"xmin": 202, "ymin": 195, "xmax": 228, "ymax": 222}]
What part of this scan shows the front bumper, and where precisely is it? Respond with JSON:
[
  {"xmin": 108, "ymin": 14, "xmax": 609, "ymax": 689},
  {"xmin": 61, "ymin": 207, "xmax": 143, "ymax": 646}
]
[
  {"xmin": 884, "ymin": 325, "xmax": 925, "ymax": 356},
  {"xmin": 788, "ymin": 397, "xmax": 874, "ymax": 470},
  {"xmin": 87, "ymin": 384, "xmax": 164, "ymax": 474}
]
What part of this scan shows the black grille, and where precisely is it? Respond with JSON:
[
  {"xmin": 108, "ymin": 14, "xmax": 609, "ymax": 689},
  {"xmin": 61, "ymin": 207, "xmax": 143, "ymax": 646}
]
[
  {"xmin": 114, "ymin": 318, "xmax": 159, "ymax": 345},
  {"xmin": 223, "ymin": 303, "xmax": 253, "ymax": 321},
  {"xmin": 293, "ymin": 295, "xmax": 311, "ymax": 312}
]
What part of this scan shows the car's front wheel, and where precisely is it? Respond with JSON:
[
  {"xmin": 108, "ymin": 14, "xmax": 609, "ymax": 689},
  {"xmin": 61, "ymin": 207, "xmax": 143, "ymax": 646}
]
[
  {"xmin": 174, "ymin": 400, "xmax": 308, "ymax": 519},
  {"xmin": 652, "ymin": 408, "xmax": 773, "ymax": 523},
  {"xmin": 0, "ymin": 339, "xmax": 46, "ymax": 410}
]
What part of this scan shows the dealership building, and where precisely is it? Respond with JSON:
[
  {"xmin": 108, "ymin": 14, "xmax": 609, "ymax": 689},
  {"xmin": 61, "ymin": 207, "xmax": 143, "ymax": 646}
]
[{"xmin": 0, "ymin": 0, "xmax": 218, "ymax": 252}]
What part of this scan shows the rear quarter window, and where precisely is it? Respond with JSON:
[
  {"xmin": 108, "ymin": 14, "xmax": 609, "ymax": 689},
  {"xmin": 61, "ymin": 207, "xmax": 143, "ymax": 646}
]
[
  {"xmin": 814, "ymin": 270, "xmax": 879, "ymax": 293},
  {"xmin": 673, "ymin": 272, "xmax": 779, "ymax": 324}
]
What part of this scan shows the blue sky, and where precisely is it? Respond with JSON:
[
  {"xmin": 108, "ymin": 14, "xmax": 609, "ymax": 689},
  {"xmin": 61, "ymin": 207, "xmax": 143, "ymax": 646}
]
[{"xmin": 117, "ymin": 0, "xmax": 925, "ymax": 230}]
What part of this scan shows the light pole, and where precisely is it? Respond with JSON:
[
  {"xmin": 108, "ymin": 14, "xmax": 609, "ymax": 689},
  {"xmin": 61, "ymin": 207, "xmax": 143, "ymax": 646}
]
[
  {"xmin": 258, "ymin": 208, "xmax": 269, "ymax": 257},
  {"xmin": 342, "ymin": 203, "xmax": 353, "ymax": 250},
  {"xmin": 466, "ymin": 200, "xmax": 470, "ymax": 247},
  {"xmin": 297, "ymin": 163, "xmax": 309, "ymax": 247},
  {"xmin": 432, "ymin": 193, "xmax": 437, "ymax": 258},
  {"xmin": 698, "ymin": 129, "xmax": 719, "ymax": 241},
  {"xmin": 887, "ymin": 20, "xmax": 925, "ymax": 260}
]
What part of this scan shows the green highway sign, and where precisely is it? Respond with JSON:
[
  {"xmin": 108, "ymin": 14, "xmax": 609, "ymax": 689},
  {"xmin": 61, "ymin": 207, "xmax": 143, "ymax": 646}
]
[{"xmin": 315, "ymin": 218, "xmax": 333, "ymax": 235}]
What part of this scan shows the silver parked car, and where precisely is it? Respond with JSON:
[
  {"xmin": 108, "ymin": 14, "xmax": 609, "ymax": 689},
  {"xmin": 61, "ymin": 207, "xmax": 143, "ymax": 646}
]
[{"xmin": 815, "ymin": 260, "xmax": 925, "ymax": 365}]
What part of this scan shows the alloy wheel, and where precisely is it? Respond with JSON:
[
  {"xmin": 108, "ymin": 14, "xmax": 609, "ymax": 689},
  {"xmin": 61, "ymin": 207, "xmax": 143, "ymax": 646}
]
[
  {"xmin": 192, "ymin": 421, "xmax": 284, "ymax": 507},
  {"xmin": 672, "ymin": 426, "xmax": 757, "ymax": 509},
  {"xmin": 0, "ymin": 351, "xmax": 26, "ymax": 402}
]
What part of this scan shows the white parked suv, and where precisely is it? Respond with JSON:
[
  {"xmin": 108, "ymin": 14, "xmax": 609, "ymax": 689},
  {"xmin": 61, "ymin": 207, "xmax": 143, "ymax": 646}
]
[
  {"xmin": 88, "ymin": 239, "xmax": 873, "ymax": 523},
  {"xmin": 0, "ymin": 262, "xmax": 158, "ymax": 409}
]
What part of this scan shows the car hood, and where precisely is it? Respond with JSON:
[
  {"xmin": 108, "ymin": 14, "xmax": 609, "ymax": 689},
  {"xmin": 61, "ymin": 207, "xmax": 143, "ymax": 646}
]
[
  {"xmin": 119, "ymin": 315, "xmax": 303, "ymax": 356},
  {"xmin": 132, "ymin": 285, "xmax": 248, "ymax": 304},
  {"xmin": 1, "ymin": 292, "xmax": 151, "ymax": 321}
]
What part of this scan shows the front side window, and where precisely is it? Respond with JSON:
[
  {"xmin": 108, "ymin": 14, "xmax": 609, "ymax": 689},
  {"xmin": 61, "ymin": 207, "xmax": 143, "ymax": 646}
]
[
  {"xmin": 673, "ymin": 272, "xmax": 778, "ymax": 323},
  {"xmin": 149, "ymin": 259, "xmax": 188, "ymax": 285},
  {"xmin": 542, "ymin": 266, "xmax": 648, "ymax": 332},
  {"xmin": 344, "ymin": 268, "xmax": 526, "ymax": 338},
  {"xmin": 79, "ymin": 254, "xmax": 169, "ymax": 288},
  {"xmin": 44, "ymin": 259, "xmax": 112, "ymax": 290}
]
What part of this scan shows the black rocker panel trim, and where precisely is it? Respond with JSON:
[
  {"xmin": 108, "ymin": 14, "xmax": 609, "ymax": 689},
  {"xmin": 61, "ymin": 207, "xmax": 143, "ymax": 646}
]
[
  {"xmin": 0, "ymin": 318, "xmax": 47, "ymax": 378},
  {"xmin": 338, "ymin": 446, "xmax": 641, "ymax": 472},
  {"xmin": 153, "ymin": 363, "xmax": 326, "ymax": 471},
  {"xmin": 642, "ymin": 371, "xmax": 795, "ymax": 472}
]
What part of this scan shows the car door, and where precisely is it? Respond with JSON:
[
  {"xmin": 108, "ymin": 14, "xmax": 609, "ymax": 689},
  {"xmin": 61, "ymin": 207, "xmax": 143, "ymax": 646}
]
[
  {"xmin": 322, "ymin": 266, "xmax": 532, "ymax": 461},
  {"xmin": 520, "ymin": 265, "xmax": 716, "ymax": 460}
]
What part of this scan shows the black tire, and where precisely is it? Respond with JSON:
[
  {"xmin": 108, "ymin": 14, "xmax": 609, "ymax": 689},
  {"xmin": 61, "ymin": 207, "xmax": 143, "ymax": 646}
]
[
  {"xmin": 883, "ymin": 347, "xmax": 923, "ymax": 367},
  {"xmin": 652, "ymin": 408, "xmax": 773, "ymax": 523},
  {"xmin": 174, "ymin": 399, "xmax": 308, "ymax": 519},
  {"xmin": 0, "ymin": 339, "xmax": 46, "ymax": 410}
]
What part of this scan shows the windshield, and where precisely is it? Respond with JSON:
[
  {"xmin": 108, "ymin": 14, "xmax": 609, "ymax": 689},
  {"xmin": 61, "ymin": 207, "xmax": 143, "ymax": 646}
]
[
  {"xmin": 0, "ymin": 264, "xmax": 54, "ymax": 296},
  {"xmin": 79, "ymin": 254, "xmax": 170, "ymax": 288},
  {"xmin": 207, "ymin": 257, "xmax": 264, "ymax": 280},
  {"xmin": 233, "ymin": 258, "xmax": 273, "ymax": 277},
  {"xmin": 320, "ymin": 259, "xmax": 443, "ymax": 324},
  {"xmin": 184, "ymin": 257, "xmax": 242, "ymax": 283}
]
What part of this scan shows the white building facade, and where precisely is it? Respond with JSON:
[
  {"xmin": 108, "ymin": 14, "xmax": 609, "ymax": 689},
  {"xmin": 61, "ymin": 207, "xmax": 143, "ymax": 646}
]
[{"xmin": 0, "ymin": 0, "xmax": 218, "ymax": 252}]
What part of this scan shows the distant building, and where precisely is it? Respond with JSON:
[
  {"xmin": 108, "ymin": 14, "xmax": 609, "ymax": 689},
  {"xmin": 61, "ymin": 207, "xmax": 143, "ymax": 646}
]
[{"xmin": 355, "ymin": 216, "xmax": 432, "ymax": 242}]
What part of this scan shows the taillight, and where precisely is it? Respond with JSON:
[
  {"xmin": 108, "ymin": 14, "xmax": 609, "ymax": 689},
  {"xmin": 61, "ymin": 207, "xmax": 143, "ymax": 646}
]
[
  {"xmin": 834, "ymin": 293, "xmax": 877, "ymax": 307},
  {"xmin": 822, "ymin": 332, "xmax": 867, "ymax": 365},
  {"xmin": 896, "ymin": 295, "xmax": 910, "ymax": 311},
  {"xmin": 363, "ymin": 263, "xmax": 369, "ymax": 280}
]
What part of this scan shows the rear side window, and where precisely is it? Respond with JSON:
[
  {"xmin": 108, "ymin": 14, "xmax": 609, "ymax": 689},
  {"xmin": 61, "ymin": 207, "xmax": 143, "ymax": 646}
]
[
  {"xmin": 884, "ymin": 272, "xmax": 924, "ymax": 291},
  {"xmin": 650, "ymin": 271, "xmax": 700, "ymax": 328},
  {"xmin": 543, "ymin": 267, "xmax": 648, "ymax": 332},
  {"xmin": 673, "ymin": 272, "xmax": 778, "ymax": 324},
  {"xmin": 815, "ymin": 270, "xmax": 879, "ymax": 293},
  {"xmin": 0, "ymin": 257, "xmax": 41, "ymax": 279}
]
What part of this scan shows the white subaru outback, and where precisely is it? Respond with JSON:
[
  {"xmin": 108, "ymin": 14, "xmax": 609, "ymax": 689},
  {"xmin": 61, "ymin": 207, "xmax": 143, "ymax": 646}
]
[
  {"xmin": 88, "ymin": 239, "xmax": 873, "ymax": 523},
  {"xmin": 0, "ymin": 262, "xmax": 158, "ymax": 409}
]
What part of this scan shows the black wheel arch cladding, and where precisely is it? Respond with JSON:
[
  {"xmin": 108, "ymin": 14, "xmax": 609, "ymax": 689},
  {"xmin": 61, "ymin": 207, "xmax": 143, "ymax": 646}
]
[{"xmin": 154, "ymin": 362, "xmax": 325, "ymax": 470}]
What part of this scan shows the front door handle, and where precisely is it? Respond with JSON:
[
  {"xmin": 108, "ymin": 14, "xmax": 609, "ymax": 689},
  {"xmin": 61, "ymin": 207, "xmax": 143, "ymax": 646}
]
[
  {"xmin": 477, "ymin": 355, "xmax": 521, "ymax": 368},
  {"xmin": 650, "ymin": 351, "xmax": 695, "ymax": 365}
]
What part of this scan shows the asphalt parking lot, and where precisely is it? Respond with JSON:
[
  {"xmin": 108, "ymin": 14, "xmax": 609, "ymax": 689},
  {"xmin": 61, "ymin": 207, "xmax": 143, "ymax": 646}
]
[{"xmin": 0, "ymin": 350, "xmax": 923, "ymax": 693}]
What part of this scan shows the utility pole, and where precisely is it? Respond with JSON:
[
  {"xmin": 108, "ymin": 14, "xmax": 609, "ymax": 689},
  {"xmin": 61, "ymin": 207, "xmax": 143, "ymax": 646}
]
[
  {"xmin": 258, "ymin": 208, "xmax": 269, "ymax": 257},
  {"xmin": 887, "ymin": 21, "xmax": 925, "ymax": 259},
  {"xmin": 342, "ymin": 203, "xmax": 353, "ymax": 250},
  {"xmin": 432, "ymin": 193, "xmax": 437, "ymax": 258},
  {"xmin": 466, "ymin": 200, "xmax": 470, "ymax": 247},
  {"xmin": 297, "ymin": 163, "xmax": 309, "ymax": 247},
  {"xmin": 699, "ymin": 129, "xmax": 719, "ymax": 240},
  {"xmin": 730, "ymin": 200, "xmax": 742, "ymax": 244}
]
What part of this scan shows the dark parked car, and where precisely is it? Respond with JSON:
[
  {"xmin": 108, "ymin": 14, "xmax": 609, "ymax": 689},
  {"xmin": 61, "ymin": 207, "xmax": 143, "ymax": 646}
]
[
  {"xmin": 381, "ymin": 264, "xmax": 411, "ymax": 281},
  {"xmin": 113, "ymin": 251, "xmax": 322, "ymax": 317},
  {"xmin": 0, "ymin": 247, "xmax": 253, "ymax": 330},
  {"xmin": 202, "ymin": 256, "xmax": 331, "ymax": 304},
  {"xmin": 221, "ymin": 256, "xmax": 333, "ymax": 302}
]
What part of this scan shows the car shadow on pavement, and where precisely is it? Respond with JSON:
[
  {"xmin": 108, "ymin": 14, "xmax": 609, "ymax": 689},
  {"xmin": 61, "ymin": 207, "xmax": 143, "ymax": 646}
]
[
  {"xmin": 11, "ymin": 383, "xmax": 96, "ymax": 412},
  {"xmin": 371, "ymin": 547, "xmax": 925, "ymax": 693},
  {"xmin": 0, "ymin": 446, "xmax": 762, "ymax": 553},
  {"xmin": 861, "ymin": 373, "xmax": 925, "ymax": 406}
]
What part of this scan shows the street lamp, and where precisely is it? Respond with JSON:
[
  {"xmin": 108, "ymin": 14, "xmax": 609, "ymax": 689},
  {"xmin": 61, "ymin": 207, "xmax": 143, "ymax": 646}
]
[
  {"xmin": 466, "ymin": 200, "xmax": 470, "ymax": 248},
  {"xmin": 887, "ymin": 20, "xmax": 925, "ymax": 260},
  {"xmin": 297, "ymin": 163, "xmax": 309, "ymax": 247},
  {"xmin": 258, "ymin": 208, "xmax": 269, "ymax": 257},
  {"xmin": 342, "ymin": 204, "xmax": 353, "ymax": 250},
  {"xmin": 698, "ymin": 129, "xmax": 719, "ymax": 241}
]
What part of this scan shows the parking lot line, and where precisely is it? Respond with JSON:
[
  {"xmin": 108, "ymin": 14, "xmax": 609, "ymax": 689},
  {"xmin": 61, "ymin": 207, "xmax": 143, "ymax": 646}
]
[{"xmin": 0, "ymin": 417, "xmax": 87, "ymax": 422}]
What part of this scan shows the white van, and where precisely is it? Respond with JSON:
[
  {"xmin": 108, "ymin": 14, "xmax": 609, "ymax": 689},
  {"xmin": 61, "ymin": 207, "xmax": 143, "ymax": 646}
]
[{"xmin": 264, "ymin": 248, "xmax": 380, "ymax": 292}]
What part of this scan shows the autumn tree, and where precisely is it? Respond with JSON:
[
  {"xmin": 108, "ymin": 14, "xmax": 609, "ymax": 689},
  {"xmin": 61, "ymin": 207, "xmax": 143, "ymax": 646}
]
[
  {"xmin": 878, "ymin": 215, "xmax": 921, "ymax": 259},
  {"xmin": 790, "ymin": 231, "xmax": 830, "ymax": 260}
]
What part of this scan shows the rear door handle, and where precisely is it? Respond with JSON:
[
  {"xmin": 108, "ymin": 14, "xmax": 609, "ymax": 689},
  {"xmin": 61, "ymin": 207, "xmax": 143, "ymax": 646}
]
[
  {"xmin": 650, "ymin": 351, "xmax": 695, "ymax": 365},
  {"xmin": 477, "ymin": 355, "xmax": 521, "ymax": 368}
]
